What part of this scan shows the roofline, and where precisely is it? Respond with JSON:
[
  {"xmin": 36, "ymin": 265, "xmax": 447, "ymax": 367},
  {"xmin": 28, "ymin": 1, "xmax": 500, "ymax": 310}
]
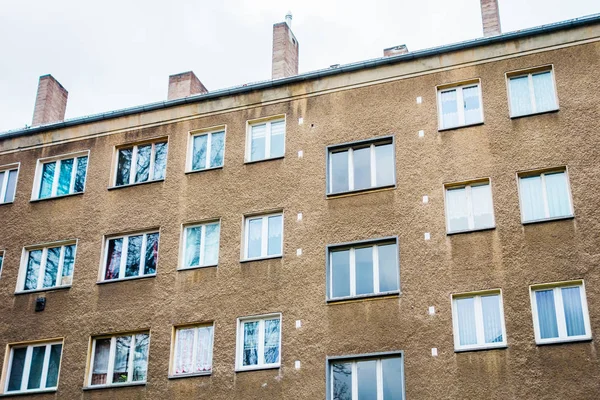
[{"xmin": 2, "ymin": 12, "xmax": 599, "ymax": 140}]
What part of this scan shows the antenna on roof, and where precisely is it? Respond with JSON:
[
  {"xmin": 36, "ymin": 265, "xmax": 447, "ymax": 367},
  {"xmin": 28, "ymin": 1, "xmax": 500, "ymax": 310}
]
[{"xmin": 285, "ymin": 11, "xmax": 292, "ymax": 27}]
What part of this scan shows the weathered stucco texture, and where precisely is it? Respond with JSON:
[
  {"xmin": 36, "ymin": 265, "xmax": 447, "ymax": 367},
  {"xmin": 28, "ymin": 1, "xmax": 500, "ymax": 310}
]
[{"xmin": 0, "ymin": 36, "xmax": 599, "ymax": 399}]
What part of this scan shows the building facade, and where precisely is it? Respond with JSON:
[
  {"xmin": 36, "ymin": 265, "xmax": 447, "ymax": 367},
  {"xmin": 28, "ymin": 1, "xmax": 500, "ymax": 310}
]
[{"xmin": 0, "ymin": 6, "xmax": 600, "ymax": 400}]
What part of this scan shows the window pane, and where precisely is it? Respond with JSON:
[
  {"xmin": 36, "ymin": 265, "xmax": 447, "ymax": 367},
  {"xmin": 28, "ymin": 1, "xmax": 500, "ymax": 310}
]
[
  {"xmin": 509, "ymin": 76, "xmax": 533, "ymax": 116},
  {"xmin": 456, "ymin": 297, "xmax": 477, "ymax": 346},
  {"xmin": 144, "ymin": 233, "xmax": 159, "ymax": 275},
  {"xmin": 330, "ymin": 151, "xmax": 349, "ymax": 193},
  {"xmin": 153, "ymin": 142, "xmax": 168, "ymax": 180},
  {"xmin": 332, "ymin": 363, "xmax": 352, "ymax": 400},
  {"xmin": 463, "ymin": 85, "xmax": 482, "ymax": 125},
  {"xmin": 192, "ymin": 134, "xmax": 208, "ymax": 171},
  {"xmin": 545, "ymin": 172, "xmax": 570, "ymax": 218},
  {"xmin": 532, "ymin": 71, "xmax": 556, "ymax": 112},
  {"xmin": 440, "ymin": 89, "xmax": 459, "ymax": 128},
  {"xmin": 204, "ymin": 223, "xmax": 220, "ymax": 265},
  {"xmin": 210, "ymin": 131, "xmax": 225, "ymax": 168},
  {"xmin": 105, "ymin": 238, "xmax": 123, "ymax": 280},
  {"xmin": 116, "ymin": 148, "xmax": 132, "ymax": 186},
  {"xmin": 27, "ymin": 346, "xmax": 46, "ymax": 390},
  {"xmin": 25, "ymin": 249, "xmax": 42, "ymax": 290},
  {"xmin": 5, "ymin": 169, "xmax": 18, "ymax": 202},
  {"xmin": 61, "ymin": 245, "xmax": 75, "ymax": 286},
  {"xmin": 382, "ymin": 357, "xmax": 404, "ymax": 400},
  {"xmin": 196, "ymin": 327, "xmax": 214, "ymax": 373},
  {"xmin": 378, "ymin": 244, "xmax": 399, "ymax": 293},
  {"xmin": 267, "ymin": 215, "xmax": 283, "ymax": 256},
  {"xmin": 243, "ymin": 321, "xmax": 259, "ymax": 366},
  {"xmin": 135, "ymin": 145, "xmax": 152, "ymax": 183},
  {"xmin": 125, "ymin": 235, "xmax": 142, "ymax": 278},
  {"xmin": 519, "ymin": 175, "xmax": 545, "ymax": 221},
  {"xmin": 375, "ymin": 143, "xmax": 394, "ymax": 187},
  {"xmin": 0, "ymin": 171, "xmax": 4, "ymax": 200},
  {"xmin": 91, "ymin": 338, "xmax": 110, "ymax": 385},
  {"xmin": 536, "ymin": 289, "xmax": 559, "ymax": 339},
  {"xmin": 113, "ymin": 336, "xmax": 131, "ymax": 383},
  {"xmin": 264, "ymin": 319, "xmax": 280, "ymax": 364},
  {"xmin": 8, "ymin": 347, "xmax": 27, "ymax": 391},
  {"xmin": 446, "ymin": 187, "xmax": 469, "ymax": 232},
  {"xmin": 250, "ymin": 124, "xmax": 266, "ymax": 161},
  {"xmin": 0, "ymin": 254, "xmax": 3, "ymax": 275},
  {"xmin": 562, "ymin": 287, "xmax": 586, "ymax": 337},
  {"xmin": 331, "ymin": 250, "xmax": 351, "ymax": 298},
  {"xmin": 74, "ymin": 156, "xmax": 88, "ymax": 193},
  {"xmin": 45, "ymin": 344, "xmax": 62, "ymax": 388},
  {"xmin": 247, "ymin": 218, "xmax": 262, "ymax": 258},
  {"xmin": 481, "ymin": 294, "xmax": 503, "ymax": 343},
  {"xmin": 185, "ymin": 227, "xmax": 201, "ymax": 268},
  {"xmin": 43, "ymin": 246, "xmax": 60, "ymax": 288},
  {"xmin": 357, "ymin": 360, "xmax": 377, "ymax": 400},
  {"xmin": 39, "ymin": 161, "xmax": 56, "ymax": 199},
  {"xmin": 270, "ymin": 121, "xmax": 285, "ymax": 158},
  {"xmin": 471, "ymin": 184, "xmax": 494, "ymax": 229},
  {"xmin": 355, "ymin": 247, "xmax": 374, "ymax": 295},
  {"xmin": 174, "ymin": 328, "xmax": 194, "ymax": 374},
  {"xmin": 133, "ymin": 333, "xmax": 149, "ymax": 382},
  {"xmin": 57, "ymin": 158, "xmax": 73, "ymax": 196},
  {"xmin": 353, "ymin": 147, "xmax": 371, "ymax": 190}
]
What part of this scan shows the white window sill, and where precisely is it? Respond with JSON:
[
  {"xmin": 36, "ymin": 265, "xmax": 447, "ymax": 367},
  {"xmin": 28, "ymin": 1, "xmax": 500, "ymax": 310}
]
[
  {"xmin": 535, "ymin": 335, "xmax": 592, "ymax": 346},
  {"xmin": 327, "ymin": 290, "xmax": 400, "ymax": 304},
  {"xmin": 240, "ymin": 254, "xmax": 282, "ymax": 263},
  {"xmin": 97, "ymin": 274, "xmax": 156, "ymax": 285},
  {"xmin": 185, "ymin": 166, "xmax": 223, "ymax": 175},
  {"xmin": 438, "ymin": 121, "xmax": 484, "ymax": 132},
  {"xmin": 30, "ymin": 192, "xmax": 83, "ymax": 203},
  {"xmin": 510, "ymin": 108, "xmax": 559, "ymax": 119},
  {"xmin": 83, "ymin": 382, "xmax": 146, "ymax": 391},
  {"xmin": 454, "ymin": 343, "xmax": 507, "ymax": 353},
  {"xmin": 244, "ymin": 155, "xmax": 285, "ymax": 165},
  {"xmin": 168, "ymin": 371, "xmax": 212, "ymax": 379},
  {"xmin": 0, "ymin": 388, "xmax": 57, "ymax": 397},
  {"xmin": 522, "ymin": 215, "xmax": 574, "ymax": 225},
  {"xmin": 446, "ymin": 226, "xmax": 496, "ymax": 236},
  {"xmin": 327, "ymin": 184, "xmax": 396, "ymax": 198},
  {"xmin": 108, "ymin": 179, "xmax": 165, "ymax": 190},
  {"xmin": 235, "ymin": 364, "xmax": 280, "ymax": 373},
  {"xmin": 15, "ymin": 285, "xmax": 71, "ymax": 295},
  {"xmin": 177, "ymin": 264, "xmax": 218, "ymax": 271}
]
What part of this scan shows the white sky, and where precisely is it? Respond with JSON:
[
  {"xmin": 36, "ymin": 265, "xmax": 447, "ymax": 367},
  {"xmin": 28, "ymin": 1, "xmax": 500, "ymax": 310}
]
[{"xmin": 0, "ymin": 0, "xmax": 598, "ymax": 132}]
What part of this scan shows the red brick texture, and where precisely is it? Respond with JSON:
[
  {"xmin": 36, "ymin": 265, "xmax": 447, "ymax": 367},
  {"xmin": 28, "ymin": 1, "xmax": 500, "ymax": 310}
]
[
  {"xmin": 167, "ymin": 71, "xmax": 208, "ymax": 101},
  {"xmin": 480, "ymin": 0, "xmax": 502, "ymax": 37},
  {"xmin": 31, "ymin": 75, "xmax": 68, "ymax": 126},
  {"xmin": 271, "ymin": 22, "xmax": 299, "ymax": 80}
]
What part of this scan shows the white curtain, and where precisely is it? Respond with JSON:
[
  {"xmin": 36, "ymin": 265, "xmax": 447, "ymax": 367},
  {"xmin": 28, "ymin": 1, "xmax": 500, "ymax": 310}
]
[
  {"xmin": 481, "ymin": 295, "xmax": 503, "ymax": 343},
  {"xmin": 519, "ymin": 176, "xmax": 545, "ymax": 221},
  {"xmin": 196, "ymin": 327, "xmax": 214, "ymax": 372},
  {"xmin": 471, "ymin": 184, "xmax": 494, "ymax": 229},
  {"xmin": 463, "ymin": 86, "xmax": 482, "ymax": 125},
  {"xmin": 536, "ymin": 290, "xmax": 559, "ymax": 339},
  {"xmin": 456, "ymin": 297, "xmax": 477, "ymax": 346},
  {"xmin": 562, "ymin": 287, "xmax": 586, "ymax": 337},
  {"xmin": 509, "ymin": 76, "xmax": 533, "ymax": 116},
  {"xmin": 270, "ymin": 121, "xmax": 285, "ymax": 158},
  {"xmin": 175, "ymin": 329, "xmax": 194, "ymax": 374},
  {"xmin": 250, "ymin": 124, "xmax": 266, "ymax": 161},
  {"xmin": 446, "ymin": 187, "xmax": 469, "ymax": 232},
  {"xmin": 545, "ymin": 172, "xmax": 570, "ymax": 218},
  {"xmin": 440, "ymin": 89, "xmax": 458, "ymax": 128},
  {"xmin": 533, "ymin": 72, "xmax": 556, "ymax": 112}
]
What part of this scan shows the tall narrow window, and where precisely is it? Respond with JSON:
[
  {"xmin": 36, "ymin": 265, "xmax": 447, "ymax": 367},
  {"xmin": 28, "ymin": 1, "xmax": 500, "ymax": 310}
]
[
  {"xmin": 182, "ymin": 221, "xmax": 220, "ymax": 269},
  {"xmin": 33, "ymin": 152, "xmax": 88, "ymax": 200},
  {"xmin": 18, "ymin": 242, "xmax": 76, "ymax": 292},
  {"xmin": 3, "ymin": 341, "xmax": 63, "ymax": 394},
  {"xmin": 188, "ymin": 129, "xmax": 225, "ymax": 172},
  {"xmin": 530, "ymin": 281, "xmax": 591, "ymax": 345},
  {"xmin": 102, "ymin": 231, "xmax": 159, "ymax": 282},
  {"xmin": 114, "ymin": 140, "xmax": 168, "ymax": 187},
  {"xmin": 0, "ymin": 164, "xmax": 19, "ymax": 204},
  {"xmin": 171, "ymin": 324, "xmax": 214, "ymax": 376},
  {"xmin": 0, "ymin": 251, "xmax": 4, "ymax": 277},
  {"xmin": 243, "ymin": 213, "xmax": 283, "ymax": 260},
  {"xmin": 438, "ymin": 82, "xmax": 483, "ymax": 129},
  {"xmin": 236, "ymin": 314, "xmax": 281, "ymax": 371},
  {"xmin": 88, "ymin": 333, "xmax": 149, "ymax": 387},
  {"xmin": 508, "ymin": 68, "xmax": 558, "ymax": 117},
  {"xmin": 452, "ymin": 291, "xmax": 507, "ymax": 351},
  {"xmin": 328, "ymin": 239, "xmax": 399, "ymax": 300},
  {"xmin": 247, "ymin": 118, "xmax": 285, "ymax": 162},
  {"xmin": 329, "ymin": 353, "xmax": 405, "ymax": 400},
  {"xmin": 328, "ymin": 137, "xmax": 395, "ymax": 195},
  {"xmin": 445, "ymin": 180, "xmax": 495, "ymax": 233},
  {"xmin": 518, "ymin": 169, "xmax": 572, "ymax": 223}
]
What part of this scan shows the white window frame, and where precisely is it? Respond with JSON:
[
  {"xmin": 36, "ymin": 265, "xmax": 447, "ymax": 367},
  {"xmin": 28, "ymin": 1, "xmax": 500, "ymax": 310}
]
[
  {"xmin": 444, "ymin": 179, "xmax": 495, "ymax": 234},
  {"xmin": 180, "ymin": 221, "xmax": 221, "ymax": 270},
  {"xmin": 17, "ymin": 240, "xmax": 77, "ymax": 293},
  {"xmin": 112, "ymin": 139, "xmax": 168, "ymax": 187},
  {"xmin": 169, "ymin": 323, "xmax": 215, "ymax": 377},
  {"xmin": 186, "ymin": 126, "xmax": 226, "ymax": 172},
  {"xmin": 31, "ymin": 151, "xmax": 90, "ymax": 201},
  {"xmin": 242, "ymin": 212, "xmax": 284, "ymax": 261},
  {"xmin": 0, "ymin": 250, "xmax": 4, "ymax": 279},
  {"xmin": 530, "ymin": 280, "xmax": 592, "ymax": 345},
  {"xmin": 0, "ymin": 163, "xmax": 20, "ymax": 204},
  {"xmin": 87, "ymin": 332, "xmax": 150, "ymax": 388},
  {"xmin": 100, "ymin": 230, "xmax": 160, "ymax": 282},
  {"xmin": 437, "ymin": 81, "xmax": 484, "ymax": 130},
  {"xmin": 235, "ymin": 313, "xmax": 282, "ymax": 372},
  {"xmin": 517, "ymin": 168, "xmax": 574, "ymax": 224},
  {"xmin": 2, "ymin": 340, "xmax": 63, "ymax": 395},
  {"xmin": 451, "ymin": 290, "xmax": 507, "ymax": 352},
  {"xmin": 506, "ymin": 66, "xmax": 559, "ymax": 118},
  {"xmin": 245, "ymin": 116, "xmax": 286, "ymax": 162}
]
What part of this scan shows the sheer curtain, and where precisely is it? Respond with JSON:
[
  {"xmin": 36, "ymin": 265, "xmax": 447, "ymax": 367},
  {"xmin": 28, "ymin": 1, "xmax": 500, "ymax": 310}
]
[
  {"xmin": 456, "ymin": 297, "xmax": 477, "ymax": 346},
  {"xmin": 250, "ymin": 124, "xmax": 266, "ymax": 161},
  {"xmin": 519, "ymin": 176, "xmax": 545, "ymax": 221},
  {"xmin": 562, "ymin": 287, "xmax": 586, "ymax": 337},
  {"xmin": 536, "ymin": 290, "xmax": 559, "ymax": 339},
  {"xmin": 509, "ymin": 76, "xmax": 532, "ymax": 116},
  {"xmin": 533, "ymin": 72, "xmax": 556, "ymax": 112},
  {"xmin": 481, "ymin": 295, "xmax": 503, "ymax": 343},
  {"xmin": 463, "ymin": 86, "xmax": 482, "ymax": 125},
  {"xmin": 446, "ymin": 187, "xmax": 468, "ymax": 232},
  {"xmin": 196, "ymin": 327, "xmax": 214, "ymax": 372},
  {"xmin": 175, "ymin": 329, "xmax": 194, "ymax": 374},
  {"xmin": 545, "ymin": 172, "xmax": 571, "ymax": 217},
  {"xmin": 471, "ymin": 184, "xmax": 494, "ymax": 229},
  {"xmin": 440, "ymin": 89, "xmax": 458, "ymax": 128}
]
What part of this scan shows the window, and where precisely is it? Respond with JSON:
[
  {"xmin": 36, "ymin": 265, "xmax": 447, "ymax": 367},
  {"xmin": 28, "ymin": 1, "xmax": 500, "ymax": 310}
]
[
  {"xmin": 243, "ymin": 213, "xmax": 283, "ymax": 260},
  {"xmin": 0, "ymin": 251, "xmax": 4, "ymax": 278},
  {"xmin": 329, "ymin": 353, "xmax": 405, "ymax": 400},
  {"xmin": 171, "ymin": 324, "xmax": 214, "ymax": 377},
  {"xmin": 246, "ymin": 118, "xmax": 285, "ymax": 162},
  {"xmin": 236, "ymin": 314, "xmax": 281, "ymax": 371},
  {"xmin": 0, "ymin": 164, "xmax": 19, "ymax": 204},
  {"xmin": 187, "ymin": 128, "xmax": 225, "ymax": 172},
  {"xmin": 328, "ymin": 239, "xmax": 399, "ymax": 301},
  {"xmin": 530, "ymin": 281, "xmax": 591, "ymax": 345},
  {"xmin": 114, "ymin": 140, "xmax": 168, "ymax": 187},
  {"xmin": 88, "ymin": 332, "xmax": 149, "ymax": 387},
  {"xmin": 451, "ymin": 291, "xmax": 507, "ymax": 351},
  {"xmin": 3, "ymin": 340, "xmax": 63, "ymax": 394},
  {"xmin": 508, "ymin": 67, "xmax": 558, "ymax": 117},
  {"xmin": 445, "ymin": 180, "xmax": 495, "ymax": 233},
  {"xmin": 438, "ymin": 82, "xmax": 483, "ymax": 129},
  {"xmin": 518, "ymin": 169, "xmax": 572, "ymax": 223},
  {"xmin": 181, "ymin": 221, "xmax": 220, "ymax": 269},
  {"xmin": 102, "ymin": 231, "xmax": 159, "ymax": 282},
  {"xmin": 327, "ymin": 137, "xmax": 395, "ymax": 195},
  {"xmin": 33, "ymin": 152, "xmax": 88, "ymax": 200},
  {"xmin": 17, "ymin": 242, "xmax": 76, "ymax": 293}
]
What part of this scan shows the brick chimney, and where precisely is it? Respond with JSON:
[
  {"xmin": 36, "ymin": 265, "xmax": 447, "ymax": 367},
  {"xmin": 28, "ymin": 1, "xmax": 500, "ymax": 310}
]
[
  {"xmin": 32, "ymin": 74, "xmax": 68, "ymax": 126},
  {"xmin": 167, "ymin": 71, "xmax": 208, "ymax": 100},
  {"xmin": 480, "ymin": 0, "xmax": 501, "ymax": 37},
  {"xmin": 384, "ymin": 44, "xmax": 409, "ymax": 57},
  {"xmin": 271, "ymin": 12, "xmax": 299, "ymax": 80}
]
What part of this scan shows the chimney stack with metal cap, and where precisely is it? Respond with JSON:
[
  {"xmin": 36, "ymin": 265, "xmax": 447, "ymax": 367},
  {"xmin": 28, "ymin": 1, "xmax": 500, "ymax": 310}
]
[
  {"xmin": 32, "ymin": 75, "xmax": 68, "ymax": 126},
  {"xmin": 272, "ymin": 12, "xmax": 299, "ymax": 80},
  {"xmin": 480, "ymin": 0, "xmax": 502, "ymax": 36}
]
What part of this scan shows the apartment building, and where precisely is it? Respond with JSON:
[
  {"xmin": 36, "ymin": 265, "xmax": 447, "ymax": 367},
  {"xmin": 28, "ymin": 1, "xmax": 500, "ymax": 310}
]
[{"xmin": 0, "ymin": 2, "xmax": 599, "ymax": 398}]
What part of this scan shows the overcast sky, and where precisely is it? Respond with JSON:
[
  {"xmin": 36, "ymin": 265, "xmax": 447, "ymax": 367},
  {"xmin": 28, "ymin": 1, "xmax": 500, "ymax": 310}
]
[{"xmin": 0, "ymin": 0, "xmax": 598, "ymax": 132}]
